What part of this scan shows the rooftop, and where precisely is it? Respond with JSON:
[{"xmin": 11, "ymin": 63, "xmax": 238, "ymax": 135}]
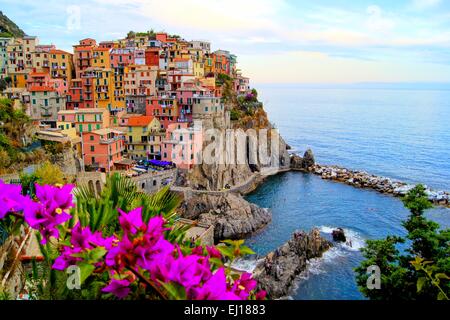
[{"xmin": 128, "ymin": 115, "xmax": 155, "ymax": 126}]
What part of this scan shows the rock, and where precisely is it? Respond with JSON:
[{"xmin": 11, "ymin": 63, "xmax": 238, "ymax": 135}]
[
  {"xmin": 179, "ymin": 192, "xmax": 271, "ymax": 242},
  {"xmin": 302, "ymin": 149, "xmax": 315, "ymax": 168},
  {"xmin": 332, "ymin": 228, "xmax": 346, "ymax": 242},
  {"xmin": 253, "ymin": 229, "xmax": 332, "ymax": 299}
]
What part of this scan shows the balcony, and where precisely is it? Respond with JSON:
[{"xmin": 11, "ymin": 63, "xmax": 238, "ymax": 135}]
[
  {"xmin": 100, "ymin": 136, "xmax": 121, "ymax": 144},
  {"xmin": 41, "ymin": 112, "xmax": 53, "ymax": 118}
]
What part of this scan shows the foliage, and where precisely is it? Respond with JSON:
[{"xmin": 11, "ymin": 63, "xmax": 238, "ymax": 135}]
[
  {"xmin": 355, "ymin": 185, "xmax": 450, "ymax": 300},
  {"xmin": 411, "ymin": 257, "xmax": 450, "ymax": 300},
  {"xmin": 34, "ymin": 161, "xmax": 66, "ymax": 186}
]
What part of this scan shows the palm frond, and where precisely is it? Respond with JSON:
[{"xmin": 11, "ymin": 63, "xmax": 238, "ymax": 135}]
[{"xmin": 73, "ymin": 173, "xmax": 182, "ymax": 234}]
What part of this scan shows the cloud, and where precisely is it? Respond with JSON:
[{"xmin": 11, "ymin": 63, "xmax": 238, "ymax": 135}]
[
  {"xmin": 412, "ymin": 0, "xmax": 442, "ymax": 9},
  {"xmin": 366, "ymin": 5, "xmax": 396, "ymax": 33}
]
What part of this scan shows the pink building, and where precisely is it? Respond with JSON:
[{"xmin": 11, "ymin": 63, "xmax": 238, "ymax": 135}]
[
  {"xmin": 161, "ymin": 122, "xmax": 202, "ymax": 170},
  {"xmin": 82, "ymin": 128, "xmax": 125, "ymax": 172}
]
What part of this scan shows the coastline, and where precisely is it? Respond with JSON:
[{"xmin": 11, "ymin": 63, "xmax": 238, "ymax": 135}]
[{"xmin": 290, "ymin": 162, "xmax": 450, "ymax": 209}]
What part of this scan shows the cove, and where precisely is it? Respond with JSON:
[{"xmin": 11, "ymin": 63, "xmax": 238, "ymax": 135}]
[{"xmin": 244, "ymin": 171, "xmax": 450, "ymax": 300}]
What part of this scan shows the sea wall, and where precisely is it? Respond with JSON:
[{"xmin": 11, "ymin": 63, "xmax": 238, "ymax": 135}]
[{"xmin": 291, "ymin": 151, "xmax": 450, "ymax": 207}]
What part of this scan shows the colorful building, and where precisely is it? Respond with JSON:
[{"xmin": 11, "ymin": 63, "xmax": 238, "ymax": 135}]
[
  {"xmin": 126, "ymin": 115, "xmax": 163, "ymax": 160},
  {"xmin": 49, "ymin": 49, "xmax": 74, "ymax": 88},
  {"xmin": 82, "ymin": 128, "xmax": 125, "ymax": 172},
  {"xmin": 146, "ymin": 96, "xmax": 179, "ymax": 129},
  {"xmin": 161, "ymin": 122, "xmax": 201, "ymax": 170},
  {"xmin": 74, "ymin": 108, "xmax": 110, "ymax": 133},
  {"xmin": 124, "ymin": 65, "xmax": 157, "ymax": 113}
]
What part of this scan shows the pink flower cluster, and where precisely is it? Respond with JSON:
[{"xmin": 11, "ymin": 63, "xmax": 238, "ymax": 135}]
[
  {"xmin": 101, "ymin": 207, "xmax": 264, "ymax": 300},
  {"xmin": 0, "ymin": 180, "xmax": 75, "ymax": 244}
]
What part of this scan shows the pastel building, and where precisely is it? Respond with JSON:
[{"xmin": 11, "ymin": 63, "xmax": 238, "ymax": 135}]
[
  {"xmin": 82, "ymin": 128, "xmax": 125, "ymax": 172},
  {"xmin": 0, "ymin": 37, "xmax": 13, "ymax": 78},
  {"xmin": 74, "ymin": 108, "xmax": 110, "ymax": 133},
  {"xmin": 146, "ymin": 96, "xmax": 179, "ymax": 129},
  {"xmin": 81, "ymin": 67, "xmax": 114, "ymax": 109},
  {"xmin": 126, "ymin": 115, "xmax": 163, "ymax": 160},
  {"xmin": 49, "ymin": 49, "xmax": 74, "ymax": 88},
  {"xmin": 192, "ymin": 96, "xmax": 225, "ymax": 118},
  {"xmin": 73, "ymin": 38, "xmax": 96, "ymax": 78},
  {"xmin": 124, "ymin": 65, "xmax": 157, "ymax": 113},
  {"xmin": 161, "ymin": 122, "xmax": 202, "ymax": 170}
]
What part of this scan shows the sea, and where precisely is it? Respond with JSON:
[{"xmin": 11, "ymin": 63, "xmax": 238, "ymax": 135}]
[{"xmin": 238, "ymin": 84, "xmax": 450, "ymax": 300}]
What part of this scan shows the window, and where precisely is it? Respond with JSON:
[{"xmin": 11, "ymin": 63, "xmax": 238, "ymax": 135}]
[
  {"xmin": 90, "ymin": 135, "xmax": 94, "ymax": 141},
  {"xmin": 90, "ymin": 146, "xmax": 95, "ymax": 152}
]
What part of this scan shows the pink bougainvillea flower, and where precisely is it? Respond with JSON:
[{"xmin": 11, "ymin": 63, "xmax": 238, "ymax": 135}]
[
  {"xmin": 24, "ymin": 184, "xmax": 74, "ymax": 243},
  {"xmin": 191, "ymin": 246, "xmax": 204, "ymax": 256},
  {"xmin": 35, "ymin": 184, "xmax": 74, "ymax": 213},
  {"xmin": 232, "ymin": 272, "xmax": 257, "ymax": 300},
  {"xmin": 0, "ymin": 180, "xmax": 28, "ymax": 219},
  {"xmin": 102, "ymin": 279, "xmax": 131, "ymax": 299},
  {"xmin": 118, "ymin": 207, "xmax": 144, "ymax": 235},
  {"xmin": 255, "ymin": 290, "xmax": 267, "ymax": 300},
  {"xmin": 52, "ymin": 223, "xmax": 115, "ymax": 270},
  {"xmin": 206, "ymin": 246, "xmax": 222, "ymax": 259},
  {"xmin": 164, "ymin": 254, "xmax": 211, "ymax": 288},
  {"xmin": 190, "ymin": 268, "xmax": 242, "ymax": 300}
]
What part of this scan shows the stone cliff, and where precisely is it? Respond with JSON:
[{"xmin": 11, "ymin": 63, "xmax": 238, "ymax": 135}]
[
  {"xmin": 178, "ymin": 191, "xmax": 271, "ymax": 242},
  {"xmin": 253, "ymin": 229, "xmax": 332, "ymax": 299}
]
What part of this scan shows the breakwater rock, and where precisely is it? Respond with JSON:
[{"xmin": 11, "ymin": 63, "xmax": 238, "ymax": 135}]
[
  {"xmin": 253, "ymin": 229, "xmax": 332, "ymax": 299},
  {"xmin": 309, "ymin": 164, "xmax": 450, "ymax": 207},
  {"xmin": 178, "ymin": 192, "xmax": 272, "ymax": 243}
]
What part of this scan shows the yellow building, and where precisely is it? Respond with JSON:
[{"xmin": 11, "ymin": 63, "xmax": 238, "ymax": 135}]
[
  {"xmin": 126, "ymin": 115, "xmax": 162, "ymax": 160},
  {"xmin": 112, "ymin": 72, "xmax": 125, "ymax": 109},
  {"xmin": 56, "ymin": 120, "xmax": 78, "ymax": 139},
  {"xmin": 91, "ymin": 47, "xmax": 111, "ymax": 69},
  {"xmin": 49, "ymin": 49, "xmax": 74, "ymax": 86},
  {"xmin": 83, "ymin": 67, "xmax": 114, "ymax": 109},
  {"xmin": 10, "ymin": 71, "xmax": 28, "ymax": 88},
  {"xmin": 193, "ymin": 61, "xmax": 205, "ymax": 78}
]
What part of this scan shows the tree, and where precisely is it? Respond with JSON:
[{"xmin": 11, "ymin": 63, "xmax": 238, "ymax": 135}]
[
  {"xmin": 34, "ymin": 161, "xmax": 65, "ymax": 186},
  {"xmin": 355, "ymin": 185, "xmax": 450, "ymax": 300}
]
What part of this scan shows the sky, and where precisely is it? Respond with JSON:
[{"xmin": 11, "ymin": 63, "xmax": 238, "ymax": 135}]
[{"xmin": 2, "ymin": 0, "xmax": 450, "ymax": 84}]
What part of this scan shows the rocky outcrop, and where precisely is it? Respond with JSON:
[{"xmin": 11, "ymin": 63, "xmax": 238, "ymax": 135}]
[
  {"xmin": 311, "ymin": 164, "xmax": 450, "ymax": 207},
  {"xmin": 290, "ymin": 149, "xmax": 315, "ymax": 171},
  {"xmin": 253, "ymin": 229, "xmax": 332, "ymax": 299},
  {"xmin": 332, "ymin": 228, "xmax": 346, "ymax": 242},
  {"xmin": 178, "ymin": 192, "xmax": 271, "ymax": 242}
]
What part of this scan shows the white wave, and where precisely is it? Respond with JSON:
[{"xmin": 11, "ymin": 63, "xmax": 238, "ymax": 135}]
[
  {"xmin": 232, "ymin": 258, "xmax": 260, "ymax": 273},
  {"xmin": 318, "ymin": 225, "xmax": 366, "ymax": 251}
]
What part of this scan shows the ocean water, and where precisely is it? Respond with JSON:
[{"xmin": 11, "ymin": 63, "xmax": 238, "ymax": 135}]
[{"xmin": 243, "ymin": 86, "xmax": 450, "ymax": 300}]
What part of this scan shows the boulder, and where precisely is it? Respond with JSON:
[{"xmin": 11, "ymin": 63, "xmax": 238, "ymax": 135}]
[
  {"xmin": 253, "ymin": 229, "xmax": 332, "ymax": 299},
  {"xmin": 332, "ymin": 228, "xmax": 346, "ymax": 242},
  {"xmin": 179, "ymin": 192, "xmax": 271, "ymax": 242}
]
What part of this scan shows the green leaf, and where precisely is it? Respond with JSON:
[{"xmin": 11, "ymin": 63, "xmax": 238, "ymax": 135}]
[
  {"xmin": 417, "ymin": 277, "xmax": 427, "ymax": 293},
  {"xmin": 88, "ymin": 247, "xmax": 107, "ymax": 263},
  {"xmin": 239, "ymin": 245, "xmax": 256, "ymax": 255},
  {"xmin": 435, "ymin": 273, "xmax": 450, "ymax": 280},
  {"xmin": 437, "ymin": 292, "xmax": 447, "ymax": 301},
  {"xmin": 78, "ymin": 263, "xmax": 95, "ymax": 285}
]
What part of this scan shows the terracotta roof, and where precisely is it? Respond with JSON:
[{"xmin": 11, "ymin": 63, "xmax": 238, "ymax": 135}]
[
  {"xmin": 49, "ymin": 49, "xmax": 72, "ymax": 55},
  {"xmin": 128, "ymin": 115, "xmax": 154, "ymax": 127},
  {"xmin": 28, "ymin": 72, "xmax": 48, "ymax": 77},
  {"xmin": 29, "ymin": 86, "xmax": 54, "ymax": 92},
  {"xmin": 93, "ymin": 47, "xmax": 111, "ymax": 51}
]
